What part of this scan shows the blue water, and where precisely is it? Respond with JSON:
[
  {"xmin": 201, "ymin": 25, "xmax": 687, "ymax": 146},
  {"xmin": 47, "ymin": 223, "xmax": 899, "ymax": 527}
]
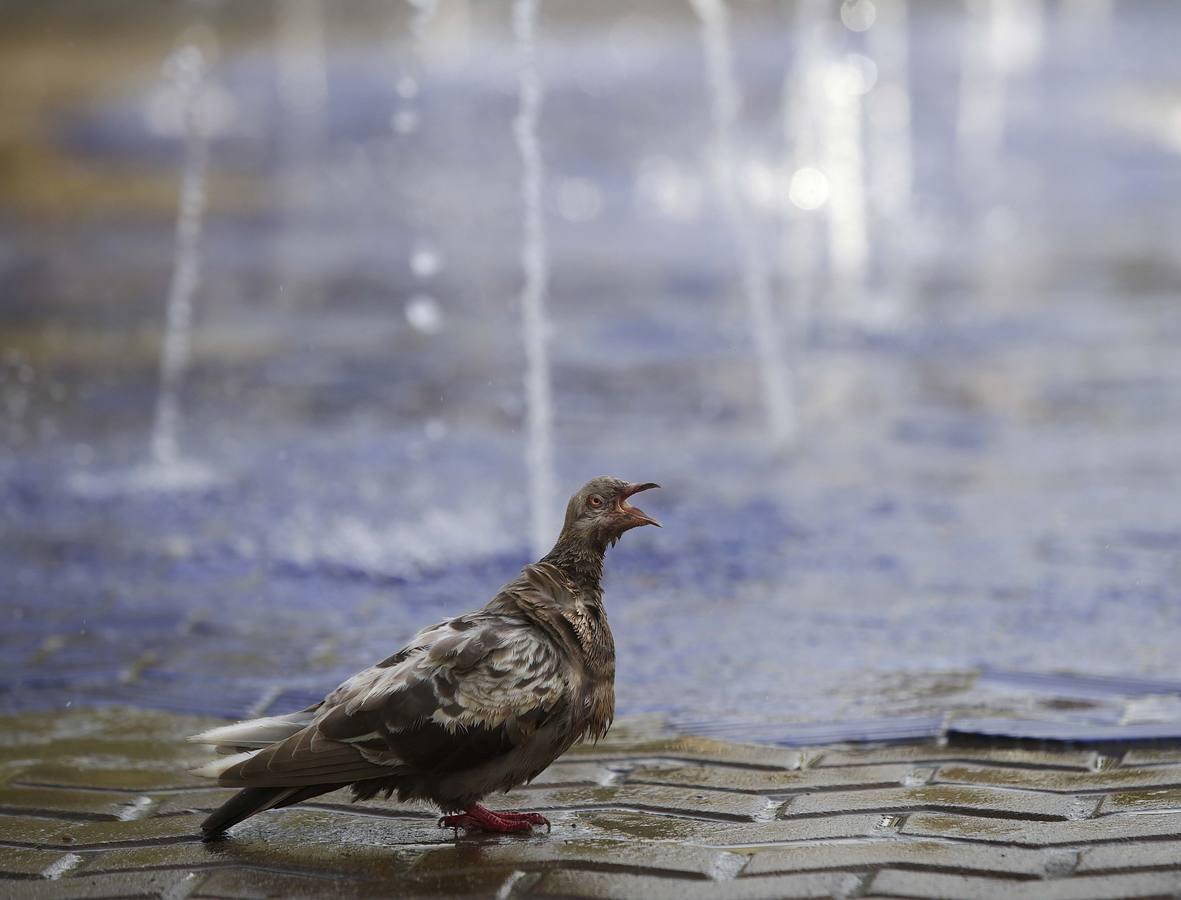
[{"xmin": 2, "ymin": 3, "xmax": 1181, "ymax": 742}]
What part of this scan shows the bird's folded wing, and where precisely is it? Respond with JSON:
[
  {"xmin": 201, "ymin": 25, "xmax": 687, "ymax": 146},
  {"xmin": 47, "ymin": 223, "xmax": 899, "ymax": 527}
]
[{"xmin": 206, "ymin": 614, "xmax": 570, "ymax": 787}]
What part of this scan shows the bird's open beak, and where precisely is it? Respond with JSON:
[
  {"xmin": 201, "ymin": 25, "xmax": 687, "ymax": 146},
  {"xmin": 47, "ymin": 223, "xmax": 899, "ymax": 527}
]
[{"xmin": 618, "ymin": 482, "xmax": 661, "ymax": 528}]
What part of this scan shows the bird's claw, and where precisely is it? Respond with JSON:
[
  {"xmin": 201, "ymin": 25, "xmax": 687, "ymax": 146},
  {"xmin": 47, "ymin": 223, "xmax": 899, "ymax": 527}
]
[{"xmin": 437, "ymin": 807, "xmax": 550, "ymax": 835}]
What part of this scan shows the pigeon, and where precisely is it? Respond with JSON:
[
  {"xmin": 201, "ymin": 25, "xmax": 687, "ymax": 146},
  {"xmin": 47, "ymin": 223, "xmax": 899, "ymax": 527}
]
[{"xmin": 190, "ymin": 477, "xmax": 660, "ymax": 837}]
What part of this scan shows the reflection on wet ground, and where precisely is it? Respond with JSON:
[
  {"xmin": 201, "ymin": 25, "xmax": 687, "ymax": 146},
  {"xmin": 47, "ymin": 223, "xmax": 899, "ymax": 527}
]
[{"xmin": 2, "ymin": 2, "xmax": 1181, "ymax": 741}]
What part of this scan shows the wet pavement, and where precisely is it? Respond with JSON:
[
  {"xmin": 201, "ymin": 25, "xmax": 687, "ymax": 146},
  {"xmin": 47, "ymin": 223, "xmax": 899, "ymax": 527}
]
[{"xmin": 6, "ymin": 707, "xmax": 1181, "ymax": 898}]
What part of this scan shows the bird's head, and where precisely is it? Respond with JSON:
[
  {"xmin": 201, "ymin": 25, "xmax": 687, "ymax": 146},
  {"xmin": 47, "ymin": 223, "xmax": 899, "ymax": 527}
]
[{"xmin": 557, "ymin": 476, "xmax": 661, "ymax": 553}]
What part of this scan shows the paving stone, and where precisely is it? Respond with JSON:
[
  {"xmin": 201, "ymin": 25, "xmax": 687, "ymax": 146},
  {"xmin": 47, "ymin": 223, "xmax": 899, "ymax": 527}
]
[
  {"xmin": 581, "ymin": 809, "xmax": 885, "ymax": 846},
  {"xmin": 193, "ymin": 868, "xmax": 384, "ymax": 899},
  {"xmin": 1097, "ymin": 786, "xmax": 1181, "ymax": 815},
  {"xmin": 408, "ymin": 836, "xmax": 735, "ymax": 880},
  {"xmin": 0, "ymin": 845, "xmax": 73, "ymax": 878},
  {"xmin": 870, "ymin": 868, "xmax": 1181, "ymax": 899},
  {"xmin": 528, "ymin": 762, "xmax": 616, "ymax": 787},
  {"xmin": 0, "ymin": 814, "xmax": 91, "ymax": 848},
  {"xmin": 902, "ymin": 810, "xmax": 1181, "ymax": 846},
  {"xmin": 14, "ymin": 761, "xmax": 208, "ymax": 792},
  {"xmin": 7, "ymin": 870, "xmax": 204, "ymax": 899},
  {"xmin": 568, "ymin": 734, "xmax": 806, "ymax": 770},
  {"xmin": 0, "ymin": 785, "xmax": 143, "ymax": 821},
  {"xmin": 743, "ymin": 838, "xmax": 1059, "ymax": 877},
  {"xmin": 494, "ymin": 783, "xmax": 777, "ymax": 822},
  {"xmin": 783, "ymin": 784, "xmax": 1093, "ymax": 820},
  {"xmin": 0, "ymin": 738, "xmax": 208, "ymax": 772},
  {"xmin": 218, "ymin": 807, "xmax": 453, "ymax": 876},
  {"xmin": 815, "ymin": 746, "xmax": 1100, "ymax": 771},
  {"xmin": 151, "ymin": 788, "xmax": 241, "ymax": 818},
  {"xmin": 936, "ymin": 762, "xmax": 1181, "ymax": 793},
  {"xmin": 1078, "ymin": 839, "xmax": 1181, "ymax": 873},
  {"xmin": 625, "ymin": 763, "xmax": 918, "ymax": 794},
  {"xmin": 75, "ymin": 841, "xmax": 234, "ymax": 875},
  {"xmin": 152, "ymin": 785, "xmax": 430, "ymax": 823},
  {"xmin": 531, "ymin": 869, "xmax": 867, "ymax": 900},
  {"xmin": 1121, "ymin": 748, "xmax": 1181, "ymax": 768},
  {"xmin": 6, "ymin": 707, "xmax": 1181, "ymax": 898},
  {"xmin": 59, "ymin": 814, "xmax": 209, "ymax": 849},
  {"xmin": 0, "ymin": 708, "xmax": 220, "ymax": 750}
]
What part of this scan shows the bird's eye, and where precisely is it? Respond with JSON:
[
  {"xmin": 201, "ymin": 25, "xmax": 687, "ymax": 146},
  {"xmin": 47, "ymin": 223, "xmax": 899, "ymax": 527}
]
[{"xmin": 588, "ymin": 494, "xmax": 604, "ymax": 509}]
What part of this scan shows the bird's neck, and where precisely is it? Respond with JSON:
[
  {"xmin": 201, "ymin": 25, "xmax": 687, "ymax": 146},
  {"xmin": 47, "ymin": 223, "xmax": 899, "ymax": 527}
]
[{"xmin": 541, "ymin": 536, "xmax": 605, "ymax": 597}]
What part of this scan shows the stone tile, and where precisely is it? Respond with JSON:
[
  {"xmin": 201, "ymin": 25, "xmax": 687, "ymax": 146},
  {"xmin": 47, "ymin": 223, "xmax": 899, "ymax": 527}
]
[
  {"xmin": 902, "ymin": 811, "xmax": 1181, "ymax": 846},
  {"xmin": 0, "ymin": 845, "xmax": 72, "ymax": 878},
  {"xmin": 210, "ymin": 807, "xmax": 447, "ymax": 878},
  {"xmin": 495, "ymin": 783, "xmax": 776, "ymax": 822},
  {"xmin": 784, "ymin": 784, "xmax": 1093, "ymax": 820},
  {"xmin": 9, "ymin": 870, "xmax": 204, "ymax": 899},
  {"xmin": 936, "ymin": 762, "xmax": 1181, "ymax": 793},
  {"xmin": 1121, "ymin": 748, "xmax": 1181, "ymax": 768},
  {"xmin": 815, "ymin": 746, "xmax": 1099, "ymax": 771},
  {"xmin": 744, "ymin": 838, "xmax": 1058, "ymax": 877},
  {"xmin": 14, "ymin": 761, "xmax": 208, "ymax": 792},
  {"xmin": 869, "ymin": 869, "xmax": 1025, "ymax": 899},
  {"xmin": 153, "ymin": 785, "xmax": 431, "ymax": 824},
  {"xmin": 870, "ymin": 869, "xmax": 1181, "ymax": 899},
  {"xmin": 193, "ymin": 868, "xmax": 384, "ymax": 899},
  {"xmin": 63, "ymin": 813, "xmax": 209, "ymax": 849},
  {"xmin": 568, "ymin": 734, "xmax": 806, "ymax": 770},
  {"xmin": 527, "ymin": 762, "xmax": 616, "ymax": 788},
  {"xmin": 408, "ymin": 837, "xmax": 736, "ymax": 880},
  {"xmin": 0, "ymin": 708, "xmax": 220, "ymax": 750},
  {"xmin": 1078, "ymin": 840, "xmax": 1181, "ymax": 873},
  {"xmin": 75, "ymin": 841, "xmax": 232, "ymax": 874},
  {"xmin": 532, "ymin": 869, "xmax": 867, "ymax": 900},
  {"xmin": 0, "ymin": 814, "xmax": 89, "ymax": 848},
  {"xmin": 625, "ymin": 763, "xmax": 917, "ymax": 794},
  {"xmin": 151, "ymin": 788, "xmax": 241, "ymax": 818},
  {"xmin": 581, "ymin": 809, "xmax": 885, "ymax": 846},
  {"xmin": 0, "ymin": 785, "xmax": 142, "ymax": 821},
  {"xmin": 1097, "ymin": 786, "xmax": 1181, "ymax": 815}
]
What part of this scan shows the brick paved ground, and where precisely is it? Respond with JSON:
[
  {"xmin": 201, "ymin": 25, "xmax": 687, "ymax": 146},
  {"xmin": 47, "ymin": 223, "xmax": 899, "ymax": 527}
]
[{"xmin": 4, "ymin": 708, "xmax": 1181, "ymax": 898}]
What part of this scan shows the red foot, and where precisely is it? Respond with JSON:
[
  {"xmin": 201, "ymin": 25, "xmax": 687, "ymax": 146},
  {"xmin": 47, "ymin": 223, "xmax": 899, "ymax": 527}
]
[{"xmin": 438, "ymin": 803, "xmax": 551, "ymax": 834}]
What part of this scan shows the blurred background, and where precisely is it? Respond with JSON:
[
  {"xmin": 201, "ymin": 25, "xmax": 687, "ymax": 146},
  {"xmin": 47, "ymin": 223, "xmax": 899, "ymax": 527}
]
[{"xmin": 2, "ymin": 0, "xmax": 1180, "ymax": 744}]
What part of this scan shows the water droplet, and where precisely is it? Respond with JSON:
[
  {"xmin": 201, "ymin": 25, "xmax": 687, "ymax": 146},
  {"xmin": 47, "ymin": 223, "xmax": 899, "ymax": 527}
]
[
  {"xmin": 396, "ymin": 75, "xmax": 419, "ymax": 99},
  {"xmin": 410, "ymin": 243, "xmax": 443, "ymax": 278},
  {"xmin": 840, "ymin": 0, "xmax": 877, "ymax": 32},
  {"xmin": 636, "ymin": 156, "xmax": 703, "ymax": 222},
  {"xmin": 789, "ymin": 166, "xmax": 830, "ymax": 210},
  {"xmin": 392, "ymin": 109, "xmax": 419, "ymax": 135},
  {"xmin": 405, "ymin": 295, "xmax": 443, "ymax": 334}
]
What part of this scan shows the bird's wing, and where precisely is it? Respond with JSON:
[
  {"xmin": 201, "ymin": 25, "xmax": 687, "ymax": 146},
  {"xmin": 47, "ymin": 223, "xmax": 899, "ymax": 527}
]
[{"xmin": 201, "ymin": 614, "xmax": 571, "ymax": 787}]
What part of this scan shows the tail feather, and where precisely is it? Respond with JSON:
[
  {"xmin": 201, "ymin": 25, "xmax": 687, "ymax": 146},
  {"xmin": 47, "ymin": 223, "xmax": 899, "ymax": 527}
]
[
  {"xmin": 189, "ymin": 711, "xmax": 315, "ymax": 750},
  {"xmin": 201, "ymin": 783, "xmax": 343, "ymax": 837}
]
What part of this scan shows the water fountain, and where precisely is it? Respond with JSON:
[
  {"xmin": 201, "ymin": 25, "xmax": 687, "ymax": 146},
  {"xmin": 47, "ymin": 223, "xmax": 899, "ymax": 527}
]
[
  {"xmin": 821, "ymin": 57, "xmax": 870, "ymax": 324},
  {"xmin": 957, "ymin": 0, "xmax": 1044, "ymax": 200},
  {"xmin": 397, "ymin": 2, "xmax": 446, "ymax": 338},
  {"xmin": 690, "ymin": 0, "xmax": 797, "ymax": 449},
  {"xmin": 865, "ymin": 0, "xmax": 915, "ymax": 325},
  {"xmin": 275, "ymin": 0, "xmax": 327, "ymax": 310},
  {"xmin": 779, "ymin": 0, "xmax": 830, "ymax": 342},
  {"xmin": 513, "ymin": 0, "xmax": 557, "ymax": 557},
  {"xmin": 149, "ymin": 40, "xmax": 213, "ymax": 474},
  {"xmin": 71, "ymin": 32, "xmax": 220, "ymax": 495}
]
